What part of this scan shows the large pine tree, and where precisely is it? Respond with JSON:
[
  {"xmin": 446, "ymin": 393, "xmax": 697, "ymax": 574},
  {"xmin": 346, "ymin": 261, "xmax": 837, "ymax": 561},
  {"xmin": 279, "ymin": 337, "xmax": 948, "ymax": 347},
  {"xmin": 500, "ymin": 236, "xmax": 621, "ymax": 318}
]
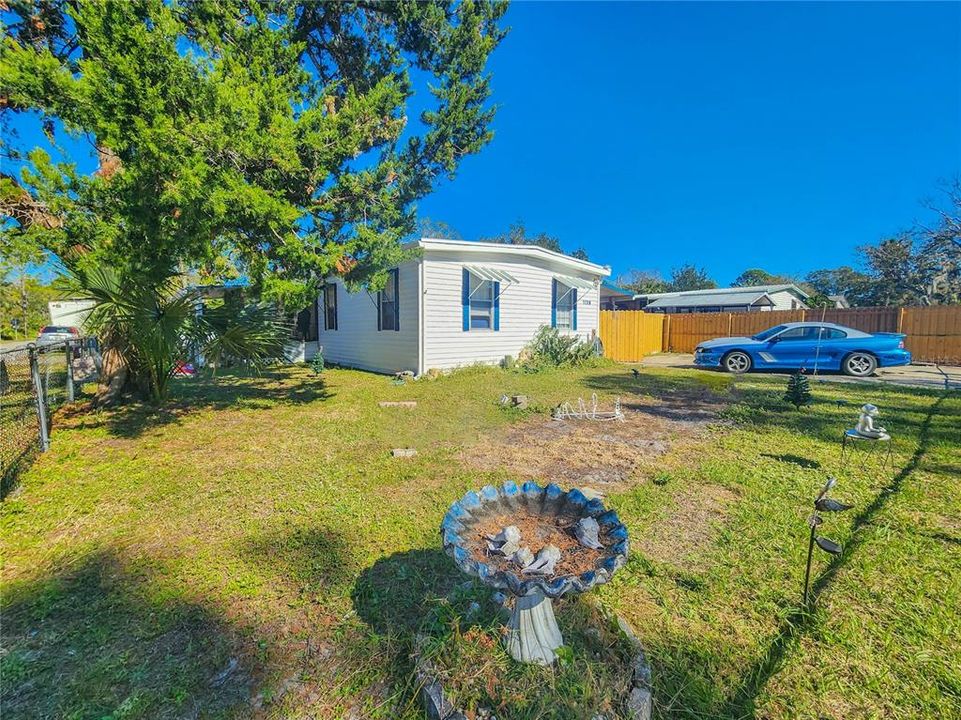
[{"xmin": 1, "ymin": 0, "xmax": 508, "ymax": 305}]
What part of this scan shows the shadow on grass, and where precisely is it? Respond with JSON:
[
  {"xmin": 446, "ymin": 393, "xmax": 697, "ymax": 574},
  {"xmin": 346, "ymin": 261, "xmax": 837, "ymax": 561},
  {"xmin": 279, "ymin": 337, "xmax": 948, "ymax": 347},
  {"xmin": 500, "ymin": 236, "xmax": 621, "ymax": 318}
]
[
  {"xmin": 1, "ymin": 551, "xmax": 251, "ymax": 719},
  {"xmin": 585, "ymin": 371, "xmax": 952, "ymax": 446},
  {"xmin": 760, "ymin": 453, "xmax": 821, "ymax": 469},
  {"xmin": 59, "ymin": 368, "xmax": 330, "ymax": 439},
  {"xmin": 716, "ymin": 392, "xmax": 947, "ymax": 718},
  {"xmin": 351, "ymin": 548, "xmax": 464, "ymax": 634},
  {"xmin": 241, "ymin": 523, "xmax": 357, "ymax": 592},
  {"xmin": 2, "ymin": 443, "xmax": 39, "ymax": 500}
]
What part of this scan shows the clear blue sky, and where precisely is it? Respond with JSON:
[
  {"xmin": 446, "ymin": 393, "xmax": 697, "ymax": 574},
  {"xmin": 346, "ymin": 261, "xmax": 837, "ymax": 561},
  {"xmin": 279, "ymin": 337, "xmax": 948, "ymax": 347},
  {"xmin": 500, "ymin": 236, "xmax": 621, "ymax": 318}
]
[
  {"xmin": 417, "ymin": 1, "xmax": 961, "ymax": 284},
  {"xmin": 7, "ymin": 2, "xmax": 960, "ymax": 286}
]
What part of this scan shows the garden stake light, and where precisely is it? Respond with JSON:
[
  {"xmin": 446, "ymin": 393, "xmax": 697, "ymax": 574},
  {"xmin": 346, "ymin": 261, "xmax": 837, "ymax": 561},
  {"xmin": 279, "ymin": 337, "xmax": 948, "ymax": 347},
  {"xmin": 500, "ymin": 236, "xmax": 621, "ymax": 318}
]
[{"xmin": 803, "ymin": 477, "xmax": 853, "ymax": 607}]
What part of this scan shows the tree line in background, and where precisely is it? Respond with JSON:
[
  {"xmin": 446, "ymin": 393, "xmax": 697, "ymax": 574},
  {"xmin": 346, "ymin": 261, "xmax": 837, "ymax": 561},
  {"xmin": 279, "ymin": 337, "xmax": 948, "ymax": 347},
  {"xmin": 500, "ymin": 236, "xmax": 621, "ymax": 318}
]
[
  {"xmin": 417, "ymin": 217, "xmax": 590, "ymax": 261},
  {"xmin": 616, "ymin": 180, "xmax": 961, "ymax": 307}
]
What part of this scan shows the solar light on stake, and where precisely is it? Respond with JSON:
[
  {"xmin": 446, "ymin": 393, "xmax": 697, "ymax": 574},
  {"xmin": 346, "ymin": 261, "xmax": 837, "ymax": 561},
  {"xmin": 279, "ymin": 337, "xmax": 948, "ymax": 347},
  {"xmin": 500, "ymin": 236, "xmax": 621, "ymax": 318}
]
[{"xmin": 803, "ymin": 477, "xmax": 853, "ymax": 606}]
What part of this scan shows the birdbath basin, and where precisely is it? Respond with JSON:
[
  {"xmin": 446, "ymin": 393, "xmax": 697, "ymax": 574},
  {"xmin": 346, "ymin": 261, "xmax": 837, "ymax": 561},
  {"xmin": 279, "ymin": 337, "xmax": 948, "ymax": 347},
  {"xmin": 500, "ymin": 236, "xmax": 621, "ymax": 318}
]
[{"xmin": 441, "ymin": 481, "xmax": 629, "ymax": 665}]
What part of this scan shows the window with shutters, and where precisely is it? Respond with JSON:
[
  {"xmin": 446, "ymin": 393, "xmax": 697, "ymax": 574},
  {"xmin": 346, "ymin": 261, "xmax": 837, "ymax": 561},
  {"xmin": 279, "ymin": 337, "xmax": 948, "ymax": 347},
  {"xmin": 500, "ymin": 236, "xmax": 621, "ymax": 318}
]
[
  {"xmin": 555, "ymin": 283, "xmax": 574, "ymax": 330},
  {"xmin": 469, "ymin": 274, "xmax": 494, "ymax": 330}
]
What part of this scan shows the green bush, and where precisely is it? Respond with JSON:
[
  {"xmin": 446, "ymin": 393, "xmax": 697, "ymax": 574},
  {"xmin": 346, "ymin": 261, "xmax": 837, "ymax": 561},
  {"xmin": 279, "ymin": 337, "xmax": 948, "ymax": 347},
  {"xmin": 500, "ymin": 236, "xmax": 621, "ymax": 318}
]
[
  {"xmin": 518, "ymin": 325, "xmax": 598, "ymax": 372},
  {"xmin": 309, "ymin": 352, "xmax": 325, "ymax": 375}
]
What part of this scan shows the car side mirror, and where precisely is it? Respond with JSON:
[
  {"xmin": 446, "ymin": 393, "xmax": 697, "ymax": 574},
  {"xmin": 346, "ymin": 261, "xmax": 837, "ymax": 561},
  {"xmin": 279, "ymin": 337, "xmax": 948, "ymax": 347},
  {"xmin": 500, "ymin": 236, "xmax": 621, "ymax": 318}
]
[{"xmin": 768, "ymin": 336, "xmax": 780, "ymax": 343}]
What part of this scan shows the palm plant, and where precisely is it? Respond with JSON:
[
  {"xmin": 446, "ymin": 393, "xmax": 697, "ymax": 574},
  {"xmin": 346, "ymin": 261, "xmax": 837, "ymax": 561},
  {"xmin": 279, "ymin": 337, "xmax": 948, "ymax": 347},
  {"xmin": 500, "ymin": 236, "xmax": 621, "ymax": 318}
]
[{"xmin": 59, "ymin": 261, "xmax": 290, "ymax": 403}]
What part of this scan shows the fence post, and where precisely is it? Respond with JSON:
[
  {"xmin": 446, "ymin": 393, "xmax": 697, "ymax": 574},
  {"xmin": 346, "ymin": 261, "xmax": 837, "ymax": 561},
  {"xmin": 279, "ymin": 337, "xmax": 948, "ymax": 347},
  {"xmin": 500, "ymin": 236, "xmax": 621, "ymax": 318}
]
[
  {"xmin": 29, "ymin": 345, "xmax": 50, "ymax": 452},
  {"xmin": 727, "ymin": 313, "xmax": 733, "ymax": 336},
  {"xmin": 897, "ymin": 307, "xmax": 905, "ymax": 334},
  {"xmin": 65, "ymin": 339, "xmax": 75, "ymax": 403}
]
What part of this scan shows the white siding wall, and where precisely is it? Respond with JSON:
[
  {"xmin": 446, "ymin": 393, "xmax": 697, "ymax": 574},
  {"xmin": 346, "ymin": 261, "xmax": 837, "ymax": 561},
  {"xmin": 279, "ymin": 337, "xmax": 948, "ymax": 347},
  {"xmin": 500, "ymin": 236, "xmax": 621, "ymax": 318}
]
[
  {"xmin": 317, "ymin": 261, "xmax": 419, "ymax": 374},
  {"xmin": 768, "ymin": 291, "xmax": 807, "ymax": 311},
  {"xmin": 422, "ymin": 250, "xmax": 600, "ymax": 371}
]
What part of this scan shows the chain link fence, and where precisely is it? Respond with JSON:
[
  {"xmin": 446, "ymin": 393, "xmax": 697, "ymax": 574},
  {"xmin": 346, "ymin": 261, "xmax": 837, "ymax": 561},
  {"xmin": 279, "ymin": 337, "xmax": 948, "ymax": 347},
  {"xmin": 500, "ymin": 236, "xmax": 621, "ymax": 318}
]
[{"xmin": 1, "ymin": 338, "xmax": 100, "ymax": 496}]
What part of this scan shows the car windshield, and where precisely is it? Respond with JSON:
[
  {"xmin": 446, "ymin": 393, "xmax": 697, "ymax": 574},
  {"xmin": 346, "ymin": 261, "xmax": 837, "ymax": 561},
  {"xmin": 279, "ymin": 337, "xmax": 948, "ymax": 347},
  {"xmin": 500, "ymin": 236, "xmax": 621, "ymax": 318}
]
[{"xmin": 752, "ymin": 325, "xmax": 787, "ymax": 341}]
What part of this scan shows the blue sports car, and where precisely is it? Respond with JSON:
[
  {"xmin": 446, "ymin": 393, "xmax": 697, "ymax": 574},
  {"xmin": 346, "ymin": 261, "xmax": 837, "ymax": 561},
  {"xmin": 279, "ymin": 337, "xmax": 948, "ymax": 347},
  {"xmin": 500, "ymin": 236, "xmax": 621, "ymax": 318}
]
[{"xmin": 693, "ymin": 322, "xmax": 911, "ymax": 377}]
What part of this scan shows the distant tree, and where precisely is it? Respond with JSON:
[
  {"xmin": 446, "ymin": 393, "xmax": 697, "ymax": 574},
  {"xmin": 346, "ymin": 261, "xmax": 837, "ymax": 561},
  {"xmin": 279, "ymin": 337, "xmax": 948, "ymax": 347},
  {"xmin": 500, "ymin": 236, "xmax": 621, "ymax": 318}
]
[
  {"xmin": 617, "ymin": 269, "xmax": 669, "ymax": 295},
  {"xmin": 481, "ymin": 221, "xmax": 563, "ymax": 253},
  {"xmin": 416, "ymin": 218, "xmax": 462, "ymax": 240},
  {"xmin": 917, "ymin": 179, "xmax": 961, "ymax": 304},
  {"xmin": 805, "ymin": 292, "xmax": 836, "ymax": 309},
  {"xmin": 920, "ymin": 178, "xmax": 961, "ymax": 255},
  {"xmin": 803, "ymin": 181, "xmax": 961, "ymax": 307},
  {"xmin": 859, "ymin": 236, "xmax": 939, "ymax": 306},
  {"xmin": 805, "ymin": 266, "xmax": 874, "ymax": 306},
  {"xmin": 0, "ymin": 272, "xmax": 58, "ymax": 339},
  {"xmin": 0, "ymin": 230, "xmax": 51, "ymax": 339},
  {"xmin": 571, "ymin": 247, "xmax": 590, "ymax": 261},
  {"xmin": 732, "ymin": 268, "xmax": 792, "ymax": 287},
  {"xmin": 667, "ymin": 264, "xmax": 716, "ymax": 292}
]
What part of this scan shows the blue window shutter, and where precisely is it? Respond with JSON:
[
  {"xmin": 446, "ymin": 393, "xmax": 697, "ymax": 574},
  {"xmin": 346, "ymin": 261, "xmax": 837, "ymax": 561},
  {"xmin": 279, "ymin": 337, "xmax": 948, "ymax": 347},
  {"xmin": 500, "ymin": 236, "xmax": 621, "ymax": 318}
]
[
  {"xmin": 392, "ymin": 269, "xmax": 400, "ymax": 332},
  {"xmin": 572, "ymin": 288, "xmax": 578, "ymax": 331},
  {"xmin": 462, "ymin": 268, "xmax": 470, "ymax": 331},
  {"xmin": 493, "ymin": 281, "xmax": 500, "ymax": 331},
  {"xmin": 551, "ymin": 279, "xmax": 557, "ymax": 328}
]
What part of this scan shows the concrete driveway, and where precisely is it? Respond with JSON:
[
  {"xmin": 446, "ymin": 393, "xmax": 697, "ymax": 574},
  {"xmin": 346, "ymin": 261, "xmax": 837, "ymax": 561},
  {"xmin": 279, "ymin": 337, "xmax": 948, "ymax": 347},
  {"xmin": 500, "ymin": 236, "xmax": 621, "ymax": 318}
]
[{"xmin": 638, "ymin": 353, "xmax": 961, "ymax": 390}]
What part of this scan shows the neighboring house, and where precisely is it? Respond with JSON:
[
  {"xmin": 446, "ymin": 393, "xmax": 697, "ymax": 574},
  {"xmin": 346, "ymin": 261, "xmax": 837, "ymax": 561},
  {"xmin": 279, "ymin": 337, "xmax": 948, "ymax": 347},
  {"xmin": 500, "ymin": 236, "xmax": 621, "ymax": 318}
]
[
  {"xmin": 315, "ymin": 238, "xmax": 611, "ymax": 374},
  {"xmin": 599, "ymin": 280, "xmax": 640, "ymax": 310},
  {"xmin": 635, "ymin": 284, "xmax": 810, "ymax": 313}
]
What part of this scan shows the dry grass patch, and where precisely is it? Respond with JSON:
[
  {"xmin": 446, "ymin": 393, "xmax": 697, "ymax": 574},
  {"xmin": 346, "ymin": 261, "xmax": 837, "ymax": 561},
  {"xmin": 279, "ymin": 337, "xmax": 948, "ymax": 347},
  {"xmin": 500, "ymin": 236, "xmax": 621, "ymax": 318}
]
[
  {"xmin": 461, "ymin": 385, "xmax": 730, "ymax": 491},
  {"xmin": 638, "ymin": 484, "xmax": 739, "ymax": 573}
]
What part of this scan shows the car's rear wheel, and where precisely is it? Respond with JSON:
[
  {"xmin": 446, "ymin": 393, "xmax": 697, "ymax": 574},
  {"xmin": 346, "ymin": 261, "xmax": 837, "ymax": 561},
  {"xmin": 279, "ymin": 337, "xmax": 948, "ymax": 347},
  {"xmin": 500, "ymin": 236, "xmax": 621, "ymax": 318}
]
[
  {"xmin": 723, "ymin": 351, "xmax": 752, "ymax": 374},
  {"xmin": 842, "ymin": 352, "xmax": 877, "ymax": 377}
]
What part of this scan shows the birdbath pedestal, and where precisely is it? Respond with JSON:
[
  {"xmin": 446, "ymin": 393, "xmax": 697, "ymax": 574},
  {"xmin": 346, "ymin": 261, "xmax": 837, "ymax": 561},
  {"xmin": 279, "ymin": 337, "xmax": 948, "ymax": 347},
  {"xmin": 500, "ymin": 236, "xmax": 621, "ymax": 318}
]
[{"xmin": 441, "ymin": 482, "xmax": 630, "ymax": 665}]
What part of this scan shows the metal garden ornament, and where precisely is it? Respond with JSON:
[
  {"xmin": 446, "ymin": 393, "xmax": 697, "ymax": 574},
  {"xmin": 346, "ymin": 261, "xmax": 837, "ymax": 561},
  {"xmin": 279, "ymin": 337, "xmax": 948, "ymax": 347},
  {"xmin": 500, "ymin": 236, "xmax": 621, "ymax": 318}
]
[{"xmin": 803, "ymin": 477, "xmax": 853, "ymax": 606}]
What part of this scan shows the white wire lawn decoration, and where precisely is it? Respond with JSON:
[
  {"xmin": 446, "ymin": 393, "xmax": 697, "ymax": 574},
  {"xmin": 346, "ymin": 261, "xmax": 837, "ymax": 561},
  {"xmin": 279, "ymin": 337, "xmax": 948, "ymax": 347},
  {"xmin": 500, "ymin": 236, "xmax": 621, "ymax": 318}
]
[{"xmin": 552, "ymin": 393, "xmax": 624, "ymax": 422}]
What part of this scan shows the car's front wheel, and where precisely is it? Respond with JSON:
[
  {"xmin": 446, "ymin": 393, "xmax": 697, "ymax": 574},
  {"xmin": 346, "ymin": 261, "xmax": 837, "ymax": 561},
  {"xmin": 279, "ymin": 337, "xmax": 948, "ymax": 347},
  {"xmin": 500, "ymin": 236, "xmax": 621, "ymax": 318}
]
[
  {"xmin": 723, "ymin": 351, "xmax": 752, "ymax": 374},
  {"xmin": 842, "ymin": 352, "xmax": 877, "ymax": 377}
]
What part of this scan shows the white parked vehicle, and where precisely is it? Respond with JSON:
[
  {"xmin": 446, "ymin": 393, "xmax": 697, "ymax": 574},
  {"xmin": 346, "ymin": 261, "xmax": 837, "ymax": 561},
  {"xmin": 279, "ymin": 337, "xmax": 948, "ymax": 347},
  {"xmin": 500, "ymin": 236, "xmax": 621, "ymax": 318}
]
[{"xmin": 36, "ymin": 325, "xmax": 80, "ymax": 345}]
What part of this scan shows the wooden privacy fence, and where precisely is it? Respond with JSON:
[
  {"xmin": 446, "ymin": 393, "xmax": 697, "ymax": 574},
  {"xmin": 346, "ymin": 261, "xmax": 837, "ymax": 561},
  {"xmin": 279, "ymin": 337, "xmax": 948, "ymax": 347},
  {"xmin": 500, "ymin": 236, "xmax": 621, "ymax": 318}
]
[
  {"xmin": 599, "ymin": 310, "xmax": 665, "ymax": 362},
  {"xmin": 599, "ymin": 306, "xmax": 961, "ymax": 364}
]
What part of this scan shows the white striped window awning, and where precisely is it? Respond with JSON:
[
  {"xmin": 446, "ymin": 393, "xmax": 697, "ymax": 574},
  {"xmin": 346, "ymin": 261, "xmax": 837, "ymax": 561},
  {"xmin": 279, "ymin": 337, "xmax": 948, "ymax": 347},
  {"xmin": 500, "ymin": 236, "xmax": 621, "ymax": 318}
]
[
  {"xmin": 464, "ymin": 265, "xmax": 520, "ymax": 284},
  {"xmin": 554, "ymin": 274, "xmax": 596, "ymax": 292}
]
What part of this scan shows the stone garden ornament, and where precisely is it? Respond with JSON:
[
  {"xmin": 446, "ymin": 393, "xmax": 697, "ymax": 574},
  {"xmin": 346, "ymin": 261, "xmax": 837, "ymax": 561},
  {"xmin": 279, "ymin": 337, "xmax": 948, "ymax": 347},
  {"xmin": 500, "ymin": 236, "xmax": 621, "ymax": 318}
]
[
  {"xmin": 441, "ymin": 482, "xmax": 629, "ymax": 665},
  {"xmin": 854, "ymin": 403, "xmax": 888, "ymax": 439}
]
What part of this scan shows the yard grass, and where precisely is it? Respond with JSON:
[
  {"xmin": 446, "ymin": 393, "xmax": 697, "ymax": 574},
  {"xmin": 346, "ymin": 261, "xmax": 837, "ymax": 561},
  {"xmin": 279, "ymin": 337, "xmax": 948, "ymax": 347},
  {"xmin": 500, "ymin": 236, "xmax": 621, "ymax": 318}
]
[{"xmin": 1, "ymin": 363, "xmax": 959, "ymax": 719}]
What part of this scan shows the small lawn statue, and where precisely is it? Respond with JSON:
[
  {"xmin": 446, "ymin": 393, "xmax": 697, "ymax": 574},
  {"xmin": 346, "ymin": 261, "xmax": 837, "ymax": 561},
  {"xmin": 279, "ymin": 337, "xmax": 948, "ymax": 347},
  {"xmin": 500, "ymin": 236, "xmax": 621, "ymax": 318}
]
[{"xmin": 855, "ymin": 403, "xmax": 887, "ymax": 439}]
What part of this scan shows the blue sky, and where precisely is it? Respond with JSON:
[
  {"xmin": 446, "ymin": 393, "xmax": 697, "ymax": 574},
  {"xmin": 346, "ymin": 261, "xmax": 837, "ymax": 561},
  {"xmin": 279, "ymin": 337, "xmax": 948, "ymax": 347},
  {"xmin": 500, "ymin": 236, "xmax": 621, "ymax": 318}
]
[
  {"xmin": 417, "ymin": 1, "xmax": 961, "ymax": 284},
  {"xmin": 7, "ymin": 2, "xmax": 959, "ymax": 286}
]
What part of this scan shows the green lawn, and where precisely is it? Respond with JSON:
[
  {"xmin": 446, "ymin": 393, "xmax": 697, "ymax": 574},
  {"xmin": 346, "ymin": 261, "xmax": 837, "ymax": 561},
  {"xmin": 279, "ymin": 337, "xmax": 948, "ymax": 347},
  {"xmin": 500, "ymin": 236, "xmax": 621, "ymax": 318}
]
[{"xmin": 1, "ymin": 363, "xmax": 959, "ymax": 719}]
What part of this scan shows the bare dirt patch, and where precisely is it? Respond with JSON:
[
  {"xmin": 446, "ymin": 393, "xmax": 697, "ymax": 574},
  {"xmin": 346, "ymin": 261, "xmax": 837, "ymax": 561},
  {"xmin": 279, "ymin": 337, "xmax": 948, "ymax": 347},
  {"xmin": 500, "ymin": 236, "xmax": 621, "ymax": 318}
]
[{"xmin": 462, "ymin": 386, "xmax": 731, "ymax": 490}]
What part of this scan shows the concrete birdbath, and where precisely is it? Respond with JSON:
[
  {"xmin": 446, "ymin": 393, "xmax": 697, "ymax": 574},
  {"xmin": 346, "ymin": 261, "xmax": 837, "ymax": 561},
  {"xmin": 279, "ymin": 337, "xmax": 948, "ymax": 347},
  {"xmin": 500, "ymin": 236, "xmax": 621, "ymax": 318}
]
[{"xmin": 441, "ymin": 482, "xmax": 629, "ymax": 665}]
